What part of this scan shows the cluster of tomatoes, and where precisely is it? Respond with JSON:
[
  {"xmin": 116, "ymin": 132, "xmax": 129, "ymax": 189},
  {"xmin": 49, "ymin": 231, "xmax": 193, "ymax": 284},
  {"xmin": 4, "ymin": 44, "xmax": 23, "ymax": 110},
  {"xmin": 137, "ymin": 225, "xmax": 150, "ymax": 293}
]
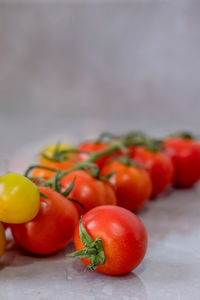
[{"xmin": 0, "ymin": 131, "xmax": 200, "ymax": 276}]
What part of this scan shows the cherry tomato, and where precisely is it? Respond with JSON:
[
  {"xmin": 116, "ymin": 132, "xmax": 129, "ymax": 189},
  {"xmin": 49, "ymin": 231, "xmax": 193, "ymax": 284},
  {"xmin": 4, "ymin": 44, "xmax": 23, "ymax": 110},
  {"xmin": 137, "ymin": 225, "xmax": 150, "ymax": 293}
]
[
  {"xmin": 164, "ymin": 137, "xmax": 200, "ymax": 187},
  {"xmin": 101, "ymin": 161, "xmax": 152, "ymax": 212},
  {"xmin": 31, "ymin": 168, "xmax": 55, "ymax": 181},
  {"xmin": 11, "ymin": 187, "xmax": 79, "ymax": 255},
  {"xmin": 33, "ymin": 143, "xmax": 78, "ymax": 180},
  {"xmin": 72, "ymin": 205, "xmax": 148, "ymax": 275},
  {"xmin": 61, "ymin": 170, "xmax": 117, "ymax": 215},
  {"xmin": 78, "ymin": 142, "xmax": 119, "ymax": 169},
  {"xmin": 129, "ymin": 146, "xmax": 174, "ymax": 198},
  {"xmin": 0, "ymin": 222, "xmax": 6, "ymax": 258},
  {"xmin": 0, "ymin": 173, "xmax": 40, "ymax": 224}
]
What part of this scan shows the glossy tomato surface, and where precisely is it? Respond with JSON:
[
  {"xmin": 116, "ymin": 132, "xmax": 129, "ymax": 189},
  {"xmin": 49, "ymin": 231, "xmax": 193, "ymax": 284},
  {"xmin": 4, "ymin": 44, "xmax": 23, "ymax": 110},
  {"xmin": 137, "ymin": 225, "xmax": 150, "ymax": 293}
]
[
  {"xmin": 129, "ymin": 146, "xmax": 174, "ymax": 198},
  {"xmin": 164, "ymin": 137, "xmax": 200, "ymax": 187},
  {"xmin": 61, "ymin": 170, "xmax": 117, "ymax": 215},
  {"xmin": 0, "ymin": 173, "xmax": 40, "ymax": 224},
  {"xmin": 73, "ymin": 205, "xmax": 148, "ymax": 275},
  {"xmin": 11, "ymin": 187, "xmax": 79, "ymax": 255},
  {"xmin": 101, "ymin": 161, "xmax": 152, "ymax": 212}
]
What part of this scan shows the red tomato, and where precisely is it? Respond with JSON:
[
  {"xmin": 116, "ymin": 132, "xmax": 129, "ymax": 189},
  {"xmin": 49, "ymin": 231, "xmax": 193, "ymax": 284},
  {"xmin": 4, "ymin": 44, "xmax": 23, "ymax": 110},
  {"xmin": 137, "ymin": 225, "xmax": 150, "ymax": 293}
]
[
  {"xmin": 101, "ymin": 161, "xmax": 152, "ymax": 212},
  {"xmin": 61, "ymin": 170, "xmax": 117, "ymax": 215},
  {"xmin": 11, "ymin": 187, "xmax": 79, "ymax": 255},
  {"xmin": 164, "ymin": 137, "xmax": 200, "ymax": 187},
  {"xmin": 129, "ymin": 146, "xmax": 174, "ymax": 198},
  {"xmin": 73, "ymin": 205, "xmax": 148, "ymax": 275},
  {"xmin": 78, "ymin": 142, "xmax": 119, "ymax": 169},
  {"xmin": 2, "ymin": 223, "xmax": 10, "ymax": 230}
]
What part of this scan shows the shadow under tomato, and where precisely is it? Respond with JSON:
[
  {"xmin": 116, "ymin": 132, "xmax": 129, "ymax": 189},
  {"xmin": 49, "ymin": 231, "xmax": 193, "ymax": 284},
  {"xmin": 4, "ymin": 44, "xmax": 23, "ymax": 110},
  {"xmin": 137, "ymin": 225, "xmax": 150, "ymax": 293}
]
[{"xmin": 65, "ymin": 257, "xmax": 147, "ymax": 300}]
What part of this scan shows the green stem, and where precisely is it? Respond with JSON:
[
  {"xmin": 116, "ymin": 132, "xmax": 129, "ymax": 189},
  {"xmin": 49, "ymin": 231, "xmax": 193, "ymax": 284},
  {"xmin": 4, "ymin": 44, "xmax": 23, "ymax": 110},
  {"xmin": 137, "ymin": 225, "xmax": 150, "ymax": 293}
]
[
  {"xmin": 88, "ymin": 143, "xmax": 120, "ymax": 163},
  {"xmin": 96, "ymin": 132, "xmax": 120, "ymax": 143},
  {"xmin": 25, "ymin": 142, "xmax": 124, "ymax": 182},
  {"xmin": 57, "ymin": 162, "xmax": 100, "ymax": 180},
  {"xmin": 25, "ymin": 165, "xmax": 58, "ymax": 177},
  {"xmin": 42, "ymin": 148, "xmax": 91, "ymax": 163}
]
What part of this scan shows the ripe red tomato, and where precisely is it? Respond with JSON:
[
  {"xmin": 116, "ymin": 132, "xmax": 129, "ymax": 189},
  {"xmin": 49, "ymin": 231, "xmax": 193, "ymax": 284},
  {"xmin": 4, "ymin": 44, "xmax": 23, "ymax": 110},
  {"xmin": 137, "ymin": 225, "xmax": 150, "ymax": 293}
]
[
  {"xmin": 61, "ymin": 170, "xmax": 117, "ymax": 215},
  {"xmin": 72, "ymin": 205, "xmax": 148, "ymax": 275},
  {"xmin": 129, "ymin": 146, "xmax": 174, "ymax": 198},
  {"xmin": 164, "ymin": 137, "xmax": 200, "ymax": 187},
  {"xmin": 11, "ymin": 187, "xmax": 79, "ymax": 255},
  {"xmin": 78, "ymin": 142, "xmax": 119, "ymax": 169},
  {"xmin": 101, "ymin": 160, "xmax": 152, "ymax": 212}
]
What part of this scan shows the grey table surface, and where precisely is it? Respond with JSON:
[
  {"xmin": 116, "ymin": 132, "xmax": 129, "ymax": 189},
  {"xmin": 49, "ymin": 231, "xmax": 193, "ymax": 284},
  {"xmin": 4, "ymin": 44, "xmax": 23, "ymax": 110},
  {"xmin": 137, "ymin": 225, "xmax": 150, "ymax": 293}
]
[{"xmin": 0, "ymin": 1, "xmax": 200, "ymax": 299}]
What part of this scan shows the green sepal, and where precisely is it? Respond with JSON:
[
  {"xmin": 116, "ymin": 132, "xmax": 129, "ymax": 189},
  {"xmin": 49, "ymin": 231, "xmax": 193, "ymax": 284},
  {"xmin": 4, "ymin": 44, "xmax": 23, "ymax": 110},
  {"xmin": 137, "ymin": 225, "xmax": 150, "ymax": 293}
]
[
  {"xmin": 62, "ymin": 177, "xmax": 76, "ymax": 197},
  {"xmin": 41, "ymin": 142, "xmax": 74, "ymax": 162},
  {"xmin": 68, "ymin": 197, "xmax": 86, "ymax": 211},
  {"xmin": 40, "ymin": 192, "xmax": 48, "ymax": 199},
  {"xmin": 79, "ymin": 216, "xmax": 94, "ymax": 247},
  {"xmin": 169, "ymin": 131, "xmax": 194, "ymax": 140},
  {"xmin": 52, "ymin": 171, "xmax": 62, "ymax": 193},
  {"xmin": 122, "ymin": 131, "xmax": 164, "ymax": 152},
  {"xmin": 68, "ymin": 217, "xmax": 106, "ymax": 270},
  {"xmin": 96, "ymin": 131, "xmax": 119, "ymax": 143},
  {"xmin": 116, "ymin": 156, "xmax": 144, "ymax": 168},
  {"xmin": 99, "ymin": 171, "xmax": 116, "ymax": 181}
]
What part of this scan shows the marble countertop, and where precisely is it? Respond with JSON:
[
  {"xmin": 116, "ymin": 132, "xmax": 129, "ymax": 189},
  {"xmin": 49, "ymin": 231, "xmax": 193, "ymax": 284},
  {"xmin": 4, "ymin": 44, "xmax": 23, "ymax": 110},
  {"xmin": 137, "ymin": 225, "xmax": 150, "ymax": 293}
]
[{"xmin": 1, "ymin": 135, "xmax": 200, "ymax": 300}]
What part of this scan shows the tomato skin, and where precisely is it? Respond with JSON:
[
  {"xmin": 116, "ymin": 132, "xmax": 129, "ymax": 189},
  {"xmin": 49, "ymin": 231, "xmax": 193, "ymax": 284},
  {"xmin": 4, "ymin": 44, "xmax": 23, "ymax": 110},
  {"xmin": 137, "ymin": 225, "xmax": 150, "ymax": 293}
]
[
  {"xmin": 73, "ymin": 205, "xmax": 148, "ymax": 275},
  {"xmin": 129, "ymin": 147, "xmax": 174, "ymax": 198},
  {"xmin": 11, "ymin": 187, "xmax": 79, "ymax": 255},
  {"xmin": 78, "ymin": 142, "xmax": 119, "ymax": 169},
  {"xmin": 39, "ymin": 155, "xmax": 76, "ymax": 171},
  {"xmin": 61, "ymin": 170, "xmax": 117, "ymax": 215},
  {"xmin": 31, "ymin": 168, "xmax": 55, "ymax": 181},
  {"xmin": 0, "ymin": 173, "xmax": 40, "ymax": 224},
  {"xmin": 164, "ymin": 138, "xmax": 200, "ymax": 187},
  {"xmin": 0, "ymin": 222, "xmax": 6, "ymax": 258},
  {"xmin": 101, "ymin": 161, "xmax": 152, "ymax": 212},
  {"xmin": 2, "ymin": 223, "xmax": 10, "ymax": 230}
]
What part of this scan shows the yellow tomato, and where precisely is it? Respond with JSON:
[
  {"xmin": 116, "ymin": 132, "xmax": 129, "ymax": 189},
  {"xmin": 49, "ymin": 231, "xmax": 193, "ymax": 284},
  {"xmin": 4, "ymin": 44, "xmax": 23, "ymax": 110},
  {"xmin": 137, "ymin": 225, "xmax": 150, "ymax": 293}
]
[
  {"xmin": 38, "ymin": 143, "xmax": 77, "ymax": 171},
  {"xmin": 0, "ymin": 173, "xmax": 40, "ymax": 224},
  {"xmin": 40, "ymin": 143, "xmax": 74, "ymax": 158},
  {"xmin": 0, "ymin": 222, "xmax": 6, "ymax": 257}
]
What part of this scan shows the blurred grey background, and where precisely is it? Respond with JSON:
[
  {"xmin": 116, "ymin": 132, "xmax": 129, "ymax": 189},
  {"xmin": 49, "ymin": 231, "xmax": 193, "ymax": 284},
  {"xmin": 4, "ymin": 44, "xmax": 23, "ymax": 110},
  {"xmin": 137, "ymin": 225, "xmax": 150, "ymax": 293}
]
[{"xmin": 0, "ymin": 1, "xmax": 200, "ymax": 162}]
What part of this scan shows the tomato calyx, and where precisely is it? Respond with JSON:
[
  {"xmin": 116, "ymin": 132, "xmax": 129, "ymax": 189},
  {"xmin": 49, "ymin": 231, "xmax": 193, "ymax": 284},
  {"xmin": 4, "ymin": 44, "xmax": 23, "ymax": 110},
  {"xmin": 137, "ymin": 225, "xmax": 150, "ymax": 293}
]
[
  {"xmin": 41, "ymin": 143, "xmax": 91, "ymax": 163},
  {"xmin": 68, "ymin": 217, "xmax": 105, "ymax": 270},
  {"xmin": 40, "ymin": 192, "xmax": 48, "ymax": 199},
  {"xmin": 168, "ymin": 131, "xmax": 195, "ymax": 140},
  {"xmin": 96, "ymin": 131, "xmax": 120, "ymax": 143},
  {"xmin": 41, "ymin": 142, "xmax": 70, "ymax": 162},
  {"xmin": 25, "ymin": 168, "xmax": 86, "ymax": 211},
  {"xmin": 116, "ymin": 156, "xmax": 144, "ymax": 168},
  {"xmin": 96, "ymin": 131, "xmax": 164, "ymax": 152},
  {"xmin": 122, "ymin": 132, "xmax": 164, "ymax": 152}
]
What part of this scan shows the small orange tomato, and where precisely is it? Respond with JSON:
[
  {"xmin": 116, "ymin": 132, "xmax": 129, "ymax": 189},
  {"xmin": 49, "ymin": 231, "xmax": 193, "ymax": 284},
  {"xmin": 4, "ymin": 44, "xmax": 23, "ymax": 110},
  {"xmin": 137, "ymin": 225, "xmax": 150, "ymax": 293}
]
[{"xmin": 32, "ymin": 143, "xmax": 78, "ymax": 180}]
